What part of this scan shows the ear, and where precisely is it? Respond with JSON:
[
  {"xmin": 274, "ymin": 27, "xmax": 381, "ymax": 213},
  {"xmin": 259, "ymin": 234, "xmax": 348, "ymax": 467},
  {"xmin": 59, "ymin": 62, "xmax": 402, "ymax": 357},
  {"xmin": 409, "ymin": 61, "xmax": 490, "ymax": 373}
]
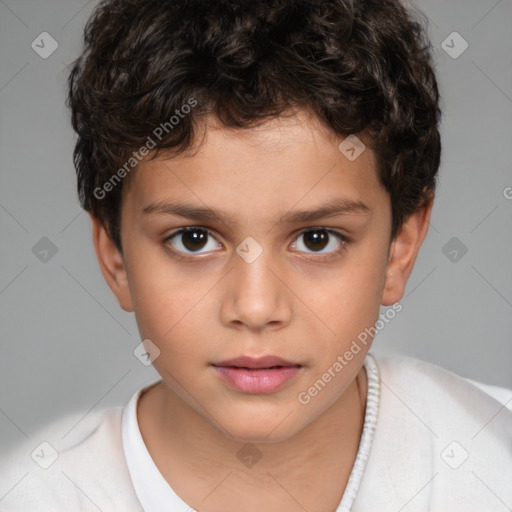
[
  {"xmin": 89, "ymin": 213, "xmax": 134, "ymax": 312},
  {"xmin": 381, "ymin": 193, "xmax": 434, "ymax": 306}
]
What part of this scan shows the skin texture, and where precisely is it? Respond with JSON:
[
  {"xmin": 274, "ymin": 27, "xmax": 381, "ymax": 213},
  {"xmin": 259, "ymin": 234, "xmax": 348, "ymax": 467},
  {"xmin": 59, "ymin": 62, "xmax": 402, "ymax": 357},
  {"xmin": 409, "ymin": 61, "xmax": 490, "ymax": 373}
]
[{"xmin": 90, "ymin": 109, "xmax": 433, "ymax": 511}]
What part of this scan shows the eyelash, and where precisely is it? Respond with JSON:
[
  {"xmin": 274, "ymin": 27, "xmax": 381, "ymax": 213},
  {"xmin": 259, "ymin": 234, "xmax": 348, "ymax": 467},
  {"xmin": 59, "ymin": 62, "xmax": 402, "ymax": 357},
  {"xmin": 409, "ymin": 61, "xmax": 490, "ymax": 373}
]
[{"xmin": 163, "ymin": 226, "xmax": 349, "ymax": 261}]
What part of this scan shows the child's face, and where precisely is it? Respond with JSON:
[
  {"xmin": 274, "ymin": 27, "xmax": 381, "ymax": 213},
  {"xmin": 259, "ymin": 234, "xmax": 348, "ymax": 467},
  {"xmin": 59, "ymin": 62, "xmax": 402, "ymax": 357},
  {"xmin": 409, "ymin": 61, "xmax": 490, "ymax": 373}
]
[{"xmin": 93, "ymin": 109, "xmax": 428, "ymax": 442}]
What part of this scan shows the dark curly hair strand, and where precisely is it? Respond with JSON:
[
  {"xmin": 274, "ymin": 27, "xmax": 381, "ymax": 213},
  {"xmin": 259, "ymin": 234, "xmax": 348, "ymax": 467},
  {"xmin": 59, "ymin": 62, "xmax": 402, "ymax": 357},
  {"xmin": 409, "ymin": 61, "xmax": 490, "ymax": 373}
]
[{"xmin": 67, "ymin": 0, "xmax": 442, "ymax": 253}]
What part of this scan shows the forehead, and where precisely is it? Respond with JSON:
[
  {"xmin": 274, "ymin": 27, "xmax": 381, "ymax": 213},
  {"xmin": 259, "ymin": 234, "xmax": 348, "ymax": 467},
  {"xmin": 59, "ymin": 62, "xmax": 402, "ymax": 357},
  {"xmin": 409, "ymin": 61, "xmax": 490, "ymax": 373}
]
[{"xmin": 122, "ymin": 110, "xmax": 385, "ymax": 223}]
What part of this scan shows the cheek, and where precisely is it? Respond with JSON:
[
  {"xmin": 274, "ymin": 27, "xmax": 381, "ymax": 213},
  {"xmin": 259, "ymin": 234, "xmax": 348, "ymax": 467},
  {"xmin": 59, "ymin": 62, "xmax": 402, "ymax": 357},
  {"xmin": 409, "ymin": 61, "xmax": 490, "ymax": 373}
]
[
  {"xmin": 124, "ymin": 249, "xmax": 192, "ymax": 340},
  {"xmin": 313, "ymin": 242, "xmax": 389, "ymax": 351},
  {"xmin": 126, "ymin": 255, "xmax": 217, "ymax": 366}
]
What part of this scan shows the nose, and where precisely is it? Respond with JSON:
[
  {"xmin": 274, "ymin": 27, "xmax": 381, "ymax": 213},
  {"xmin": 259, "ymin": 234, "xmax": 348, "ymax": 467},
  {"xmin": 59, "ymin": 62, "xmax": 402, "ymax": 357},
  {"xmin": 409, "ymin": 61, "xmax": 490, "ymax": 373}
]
[{"xmin": 219, "ymin": 246, "xmax": 292, "ymax": 332}]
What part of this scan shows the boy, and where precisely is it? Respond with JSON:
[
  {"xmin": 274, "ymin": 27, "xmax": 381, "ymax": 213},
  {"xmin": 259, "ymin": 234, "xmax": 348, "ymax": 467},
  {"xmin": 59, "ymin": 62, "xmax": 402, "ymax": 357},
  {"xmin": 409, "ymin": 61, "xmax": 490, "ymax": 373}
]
[{"xmin": 1, "ymin": 0, "xmax": 511, "ymax": 510}]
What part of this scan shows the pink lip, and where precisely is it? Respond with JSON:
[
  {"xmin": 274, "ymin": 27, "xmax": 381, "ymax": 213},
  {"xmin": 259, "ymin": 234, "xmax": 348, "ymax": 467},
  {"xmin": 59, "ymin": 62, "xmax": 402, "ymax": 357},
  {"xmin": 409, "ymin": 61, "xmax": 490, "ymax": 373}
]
[
  {"xmin": 211, "ymin": 356, "xmax": 303, "ymax": 394},
  {"xmin": 213, "ymin": 355, "xmax": 299, "ymax": 368}
]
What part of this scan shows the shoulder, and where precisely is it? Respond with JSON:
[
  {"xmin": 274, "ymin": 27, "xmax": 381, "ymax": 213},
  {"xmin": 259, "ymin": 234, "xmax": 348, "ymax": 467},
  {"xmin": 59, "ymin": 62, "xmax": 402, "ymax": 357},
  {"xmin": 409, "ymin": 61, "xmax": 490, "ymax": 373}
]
[
  {"xmin": 375, "ymin": 351, "xmax": 512, "ymax": 400},
  {"xmin": 356, "ymin": 352, "xmax": 512, "ymax": 512},
  {"xmin": 0, "ymin": 405, "xmax": 142, "ymax": 512},
  {"xmin": 372, "ymin": 352, "xmax": 512, "ymax": 451},
  {"xmin": 373, "ymin": 352, "xmax": 512, "ymax": 419}
]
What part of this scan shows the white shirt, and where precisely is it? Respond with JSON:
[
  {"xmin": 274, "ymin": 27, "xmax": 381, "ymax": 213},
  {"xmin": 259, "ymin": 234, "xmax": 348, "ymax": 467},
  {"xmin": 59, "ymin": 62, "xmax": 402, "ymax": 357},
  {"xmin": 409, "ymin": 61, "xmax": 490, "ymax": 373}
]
[{"xmin": 1, "ymin": 353, "xmax": 511, "ymax": 511}]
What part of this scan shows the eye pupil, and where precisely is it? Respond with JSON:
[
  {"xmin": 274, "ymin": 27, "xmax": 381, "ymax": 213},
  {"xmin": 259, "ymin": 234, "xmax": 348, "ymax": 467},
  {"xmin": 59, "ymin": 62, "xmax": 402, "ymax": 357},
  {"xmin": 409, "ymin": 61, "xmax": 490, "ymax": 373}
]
[
  {"xmin": 304, "ymin": 230, "xmax": 329, "ymax": 251},
  {"xmin": 182, "ymin": 229, "xmax": 207, "ymax": 251}
]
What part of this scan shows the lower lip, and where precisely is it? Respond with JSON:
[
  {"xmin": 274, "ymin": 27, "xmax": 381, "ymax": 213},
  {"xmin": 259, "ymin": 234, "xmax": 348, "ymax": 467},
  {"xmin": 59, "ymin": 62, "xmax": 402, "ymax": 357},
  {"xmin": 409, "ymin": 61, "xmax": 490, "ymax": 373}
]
[{"xmin": 212, "ymin": 365, "xmax": 302, "ymax": 394}]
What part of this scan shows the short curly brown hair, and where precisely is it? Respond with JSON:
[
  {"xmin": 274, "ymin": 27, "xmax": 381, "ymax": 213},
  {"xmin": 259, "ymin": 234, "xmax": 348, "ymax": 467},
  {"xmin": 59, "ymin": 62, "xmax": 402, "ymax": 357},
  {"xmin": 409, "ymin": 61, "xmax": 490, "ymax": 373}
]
[{"xmin": 67, "ymin": 0, "xmax": 442, "ymax": 253}]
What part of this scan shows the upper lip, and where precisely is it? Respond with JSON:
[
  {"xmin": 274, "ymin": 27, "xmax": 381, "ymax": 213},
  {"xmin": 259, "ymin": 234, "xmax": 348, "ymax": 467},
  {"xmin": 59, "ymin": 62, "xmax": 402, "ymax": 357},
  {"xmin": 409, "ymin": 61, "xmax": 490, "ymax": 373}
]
[{"xmin": 211, "ymin": 356, "xmax": 301, "ymax": 369}]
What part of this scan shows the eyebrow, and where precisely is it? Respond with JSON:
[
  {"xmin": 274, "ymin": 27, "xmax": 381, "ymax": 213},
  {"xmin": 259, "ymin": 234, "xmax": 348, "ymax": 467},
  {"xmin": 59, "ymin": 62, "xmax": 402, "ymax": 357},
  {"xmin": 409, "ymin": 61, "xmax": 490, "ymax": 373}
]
[{"xmin": 142, "ymin": 197, "xmax": 371, "ymax": 226}]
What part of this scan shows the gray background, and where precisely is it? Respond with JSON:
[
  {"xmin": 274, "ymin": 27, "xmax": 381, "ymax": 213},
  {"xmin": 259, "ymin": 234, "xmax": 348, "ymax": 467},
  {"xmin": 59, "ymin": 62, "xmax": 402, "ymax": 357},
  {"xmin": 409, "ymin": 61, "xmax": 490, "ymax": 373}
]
[{"xmin": 0, "ymin": 0, "xmax": 511, "ymax": 456}]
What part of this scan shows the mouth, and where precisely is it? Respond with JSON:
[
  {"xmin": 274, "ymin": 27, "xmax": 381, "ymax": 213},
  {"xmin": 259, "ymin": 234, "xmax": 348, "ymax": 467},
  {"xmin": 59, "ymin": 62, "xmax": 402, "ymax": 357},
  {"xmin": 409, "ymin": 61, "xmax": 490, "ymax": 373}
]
[
  {"xmin": 211, "ymin": 355, "xmax": 301, "ymax": 369},
  {"xmin": 211, "ymin": 356, "xmax": 303, "ymax": 394}
]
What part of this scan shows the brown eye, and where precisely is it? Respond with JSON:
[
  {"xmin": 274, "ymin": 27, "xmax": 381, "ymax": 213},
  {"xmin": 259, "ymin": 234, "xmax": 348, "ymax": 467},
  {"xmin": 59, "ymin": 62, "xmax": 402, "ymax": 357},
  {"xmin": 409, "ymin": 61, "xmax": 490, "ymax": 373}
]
[
  {"xmin": 182, "ymin": 229, "xmax": 207, "ymax": 251},
  {"xmin": 303, "ymin": 230, "xmax": 329, "ymax": 251},
  {"xmin": 167, "ymin": 227, "xmax": 221, "ymax": 253},
  {"xmin": 293, "ymin": 228, "xmax": 346, "ymax": 254}
]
